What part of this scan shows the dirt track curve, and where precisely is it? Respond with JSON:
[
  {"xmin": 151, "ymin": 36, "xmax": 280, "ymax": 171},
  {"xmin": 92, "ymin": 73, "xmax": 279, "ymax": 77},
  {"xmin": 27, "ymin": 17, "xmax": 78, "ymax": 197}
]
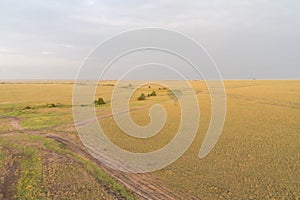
[{"xmin": 1, "ymin": 113, "xmax": 198, "ymax": 200}]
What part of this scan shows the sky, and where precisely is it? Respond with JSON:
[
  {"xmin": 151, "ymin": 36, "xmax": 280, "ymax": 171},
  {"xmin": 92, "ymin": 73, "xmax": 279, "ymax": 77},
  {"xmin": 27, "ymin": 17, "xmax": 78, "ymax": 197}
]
[{"xmin": 0, "ymin": 0, "xmax": 299, "ymax": 80}]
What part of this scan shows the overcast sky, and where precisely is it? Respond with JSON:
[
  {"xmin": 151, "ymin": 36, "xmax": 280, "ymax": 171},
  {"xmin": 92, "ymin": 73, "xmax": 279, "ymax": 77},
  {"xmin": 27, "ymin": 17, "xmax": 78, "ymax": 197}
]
[{"xmin": 0, "ymin": 0, "xmax": 299, "ymax": 80}]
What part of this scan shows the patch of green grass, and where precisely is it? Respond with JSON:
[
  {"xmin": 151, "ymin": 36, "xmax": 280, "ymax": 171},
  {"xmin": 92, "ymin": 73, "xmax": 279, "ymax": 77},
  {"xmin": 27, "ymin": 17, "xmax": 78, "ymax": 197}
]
[
  {"xmin": 0, "ymin": 103, "xmax": 73, "ymax": 130},
  {"xmin": 0, "ymin": 134, "xmax": 46, "ymax": 150},
  {"xmin": 18, "ymin": 108, "xmax": 73, "ymax": 130},
  {"xmin": 0, "ymin": 135, "xmax": 44, "ymax": 199},
  {"xmin": 20, "ymin": 115, "xmax": 64, "ymax": 130},
  {"xmin": 43, "ymin": 139, "xmax": 136, "ymax": 200},
  {"xmin": 0, "ymin": 145, "xmax": 4, "ymax": 168},
  {"xmin": 16, "ymin": 147, "xmax": 44, "ymax": 200},
  {"xmin": 75, "ymin": 155, "xmax": 135, "ymax": 200},
  {"xmin": 26, "ymin": 134, "xmax": 48, "ymax": 141},
  {"xmin": 1, "ymin": 105, "xmax": 24, "ymax": 117},
  {"xmin": 43, "ymin": 139, "xmax": 67, "ymax": 152}
]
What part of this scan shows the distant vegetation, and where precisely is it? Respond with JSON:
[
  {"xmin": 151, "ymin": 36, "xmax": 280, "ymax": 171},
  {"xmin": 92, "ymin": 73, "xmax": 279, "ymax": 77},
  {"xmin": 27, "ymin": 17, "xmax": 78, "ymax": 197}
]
[
  {"xmin": 102, "ymin": 83, "xmax": 114, "ymax": 86},
  {"xmin": 150, "ymin": 91, "xmax": 157, "ymax": 96},
  {"xmin": 138, "ymin": 91, "xmax": 157, "ymax": 101},
  {"xmin": 148, "ymin": 91, "xmax": 157, "ymax": 97},
  {"xmin": 94, "ymin": 97, "xmax": 106, "ymax": 105},
  {"xmin": 137, "ymin": 93, "xmax": 146, "ymax": 101},
  {"xmin": 22, "ymin": 103, "xmax": 69, "ymax": 110},
  {"xmin": 158, "ymin": 87, "xmax": 167, "ymax": 90}
]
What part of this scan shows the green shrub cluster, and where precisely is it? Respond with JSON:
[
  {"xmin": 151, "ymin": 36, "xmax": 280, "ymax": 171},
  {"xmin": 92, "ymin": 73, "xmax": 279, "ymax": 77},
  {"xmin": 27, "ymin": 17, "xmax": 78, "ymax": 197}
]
[
  {"xmin": 94, "ymin": 97, "xmax": 105, "ymax": 105},
  {"xmin": 137, "ymin": 93, "xmax": 146, "ymax": 101},
  {"xmin": 138, "ymin": 91, "xmax": 157, "ymax": 101}
]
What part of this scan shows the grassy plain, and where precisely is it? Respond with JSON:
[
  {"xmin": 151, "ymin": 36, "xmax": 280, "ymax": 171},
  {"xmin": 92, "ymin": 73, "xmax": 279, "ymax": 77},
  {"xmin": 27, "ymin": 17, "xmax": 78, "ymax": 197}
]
[
  {"xmin": 0, "ymin": 80, "xmax": 299, "ymax": 199},
  {"xmin": 0, "ymin": 133, "xmax": 135, "ymax": 200}
]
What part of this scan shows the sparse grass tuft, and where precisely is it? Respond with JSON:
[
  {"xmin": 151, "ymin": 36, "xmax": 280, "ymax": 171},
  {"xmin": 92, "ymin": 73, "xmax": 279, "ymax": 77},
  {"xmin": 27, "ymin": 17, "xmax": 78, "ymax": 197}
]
[{"xmin": 16, "ymin": 147, "xmax": 44, "ymax": 200}]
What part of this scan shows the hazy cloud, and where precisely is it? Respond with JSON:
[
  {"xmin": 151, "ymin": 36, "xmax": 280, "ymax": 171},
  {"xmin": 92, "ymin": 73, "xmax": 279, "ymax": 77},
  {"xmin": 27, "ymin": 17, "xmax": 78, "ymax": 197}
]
[
  {"xmin": 0, "ymin": 0, "xmax": 299, "ymax": 79},
  {"xmin": 41, "ymin": 51, "xmax": 56, "ymax": 55}
]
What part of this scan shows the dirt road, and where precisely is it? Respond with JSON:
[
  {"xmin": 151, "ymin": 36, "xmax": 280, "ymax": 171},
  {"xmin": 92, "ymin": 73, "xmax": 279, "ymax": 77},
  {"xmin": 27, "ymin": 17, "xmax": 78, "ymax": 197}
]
[{"xmin": 1, "ymin": 110, "xmax": 196, "ymax": 200}]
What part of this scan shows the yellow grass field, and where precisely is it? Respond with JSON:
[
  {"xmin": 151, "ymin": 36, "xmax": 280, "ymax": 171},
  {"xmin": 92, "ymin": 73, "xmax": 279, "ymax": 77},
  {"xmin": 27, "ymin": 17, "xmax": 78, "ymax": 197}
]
[{"xmin": 0, "ymin": 80, "xmax": 299, "ymax": 199}]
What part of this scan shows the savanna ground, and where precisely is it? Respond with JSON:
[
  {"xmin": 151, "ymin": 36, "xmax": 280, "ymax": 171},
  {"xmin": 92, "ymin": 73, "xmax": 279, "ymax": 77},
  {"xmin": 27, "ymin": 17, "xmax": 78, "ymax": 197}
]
[{"xmin": 0, "ymin": 80, "xmax": 299, "ymax": 199}]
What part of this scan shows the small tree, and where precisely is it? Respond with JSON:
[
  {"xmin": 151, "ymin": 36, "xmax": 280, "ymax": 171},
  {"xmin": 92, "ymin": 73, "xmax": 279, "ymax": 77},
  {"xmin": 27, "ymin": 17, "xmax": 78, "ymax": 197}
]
[
  {"xmin": 48, "ymin": 103, "xmax": 56, "ymax": 108},
  {"xmin": 138, "ymin": 93, "xmax": 146, "ymax": 101},
  {"xmin": 150, "ymin": 91, "xmax": 157, "ymax": 96},
  {"xmin": 94, "ymin": 97, "xmax": 105, "ymax": 105}
]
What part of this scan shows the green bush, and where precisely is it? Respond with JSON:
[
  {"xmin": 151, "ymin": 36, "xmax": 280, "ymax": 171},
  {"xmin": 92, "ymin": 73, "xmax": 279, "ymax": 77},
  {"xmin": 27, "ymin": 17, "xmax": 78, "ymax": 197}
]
[
  {"xmin": 48, "ymin": 103, "xmax": 56, "ymax": 108},
  {"xmin": 94, "ymin": 97, "xmax": 105, "ymax": 105},
  {"xmin": 137, "ymin": 93, "xmax": 146, "ymax": 101},
  {"xmin": 150, "ymin": 91, "xmax": 157, "ymax": 96}
]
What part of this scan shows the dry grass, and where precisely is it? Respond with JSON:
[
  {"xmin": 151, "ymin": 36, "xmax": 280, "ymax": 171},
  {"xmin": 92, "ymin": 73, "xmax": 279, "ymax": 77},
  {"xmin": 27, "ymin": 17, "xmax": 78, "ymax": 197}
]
[{"xmin": 0, "ymin": 80, "xmax": 299, "ymax": 199}]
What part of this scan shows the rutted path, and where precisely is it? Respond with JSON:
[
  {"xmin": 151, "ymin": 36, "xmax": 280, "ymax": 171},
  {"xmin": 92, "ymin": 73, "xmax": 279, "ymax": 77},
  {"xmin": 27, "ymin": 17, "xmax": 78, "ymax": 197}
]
[
  {"xmin": 72, "ymin": 106, "xmax": 147, "ymax": 128},
  {"xmin": 1, "ymin": 112, "xmax": 196, "ymax": 200}
]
